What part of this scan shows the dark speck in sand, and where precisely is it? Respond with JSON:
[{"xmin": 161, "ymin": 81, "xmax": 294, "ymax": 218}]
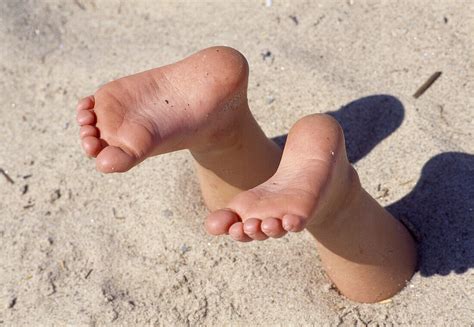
[
  {"xmin": 180, "ymin": 244, "xmax": 190, "ymax": 254},
  {"xmin": 162, "ymin": 209, "xmax": 174, "ymax": 218},
  {"xmin": 289, "ymin": 15, "xmax": 299, "ymax": 25},
  {"xmin": 8, "ymin": 297, "xmax": 17, "ymax": 309},
  {"xmin": 261, "ymin": 50, "xmax": 274, "ymax": 64},
  {"xmin": 21, "ymin": 184, "xmax": 28, "ymax": 195},
  {"xmin": 165, "ymin": 99, "xmax": 169, "ymax": 104},
  {"xmin": 261, "ymin": 50, "xmax": 272, "ymax": 60},
  {"xmin": 50, "ymin": 189, "xmax": 61, "ymax": 203},
  {"xmin": 444, "ymin": 16, "xmax": 448, "ymax": 24}
]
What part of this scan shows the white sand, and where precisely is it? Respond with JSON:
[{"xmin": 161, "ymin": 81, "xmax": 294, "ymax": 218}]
[{"xmin": 1, "ymin": 0, "xmax": 473, "ymax": 325}]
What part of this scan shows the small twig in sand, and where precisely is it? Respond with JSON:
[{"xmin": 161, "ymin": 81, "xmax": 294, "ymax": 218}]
[
  {"xmin": 0, "ymin": 168, "xmax": 14, "ymax": 184},
  {"xmin": 413, "ymin": 71, "xmax": 442, "ymax": 99},
  {"xmin": 84, "ymin": 269, "xmax": 93, "ymax": 279}
]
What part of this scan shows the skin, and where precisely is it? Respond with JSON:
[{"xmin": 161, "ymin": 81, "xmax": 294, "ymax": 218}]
[{"xmin": 76, "ymin": 46, "xmax": 416, "ymax": 303}]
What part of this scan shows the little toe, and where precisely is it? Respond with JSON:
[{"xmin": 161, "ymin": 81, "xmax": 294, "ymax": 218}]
[
  {"xmin": 82, "ymin": 136, "xmax": 103, "ymax": 157},
  {"xmin": 261, "ymin": 217, "xmax": 287, "ymax": 238},
  {"xmin": 80, "ymin": 125, "xmax": 99, "ymax": 138},
  {"xmin": 205, "ymin": 209, "xmax": 241, "ymax": 236},
  {"xmin": 76, "ymin": 110, "xmax": 96, "ymax": 126},
  {"xmin": 282, "ymin": 214, "xmax": 307, "ymax": 232},
  {"xmin": 96, "ymin": 145, "xmax": 138, "ymax": 173},
  {"xmin": 229, "ymin": 222, "xmax": 252, "ymax": 242},
  {"xmin": 243, "ymin": 218, "xmax": 269, "ymax": 241},
  {"xmin": 76, "ymin": 95, "xmax": 95, "ymax": 111}
]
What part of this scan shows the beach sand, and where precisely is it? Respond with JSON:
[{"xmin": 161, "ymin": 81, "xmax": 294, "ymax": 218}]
[{"xmin": 1, "ymin": 0, "xmax": 473, "ymax": 325}]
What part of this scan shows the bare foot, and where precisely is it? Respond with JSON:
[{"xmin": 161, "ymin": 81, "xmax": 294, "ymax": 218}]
[
  {"xmin": 76, "ymin": 46, "xmax": 282, "ymax": 209},
  {"xmin": 76, "ymin": 46, "xmax": 255, "ymax": 172},
  {"xmin": 205, "ymin": 114, "xmax": 357, "ymax": 241}
]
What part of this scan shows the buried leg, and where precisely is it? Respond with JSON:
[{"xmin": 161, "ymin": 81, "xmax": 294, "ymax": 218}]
[
  {"xmin": 206, "ymin": 114, "xmax": 417, "ymax": 302},
  {"xmin": 76, "ymin": 46, "xmax": 281, "ymax": 209}
]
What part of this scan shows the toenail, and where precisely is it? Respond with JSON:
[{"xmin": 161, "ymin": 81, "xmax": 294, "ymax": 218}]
[
  {"xmin": 283, "ymin": 222, "xmax": 293, "ymax": 230},
  {"xmin": 244, "ymin": 226, "xmax": 256, "ymax": 233}
]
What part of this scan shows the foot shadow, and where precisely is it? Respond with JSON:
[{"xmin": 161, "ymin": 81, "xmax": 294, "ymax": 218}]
[
  {"xmin": 387, "ymin": 152, "xmax": 474, "ymax": 276},
  {"xmin": 272, "ymin": 94, "xmax": 405, "ymax": 164}
]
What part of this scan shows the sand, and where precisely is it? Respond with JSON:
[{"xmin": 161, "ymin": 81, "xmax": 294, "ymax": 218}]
[{"xmin": 1, "ymin": 0, "xmax": 473, "ymax": 325}]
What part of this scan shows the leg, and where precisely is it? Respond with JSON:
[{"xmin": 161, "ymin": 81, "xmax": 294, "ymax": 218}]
[
  {"xmin": 308, "ymin": 187, "xmax": 417, "ymax": 303},
  {"xmin": 207, "ymin": 114, "xmax": 416, "ymax": 302},
  {"xmin": 191, "ymin": 106, "xmax": 282, "ymax": 211}
]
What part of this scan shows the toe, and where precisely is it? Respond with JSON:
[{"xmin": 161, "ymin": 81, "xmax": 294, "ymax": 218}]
[
  {"xmin": 80, "ymin": 125, "xmax": 99, "ymax": 138},
  {"xmin": 243, "ymin": 218, "xmax": 269, "ymax": 241},
  {"xmin": 229, "ymin": 222, "xmax": 252, "ymax": 242},
  {"xmin": 82, "ymin": 136, "xmax": 103, "ymax": 157},
  {"xmin": 261, "ymin": 217, "xmax": 287, "ymax": 238},
  {"xmin": 205, "ymin": 209, "xmax": 241, "ymax": 236},
  {"xmin": 76, "ymin": 110, "xmax": 96, "ymax": 125},
  {"xmin": 76, "ymin": 95, "xmax": 95, "ymax": 111},
  {"xmin": 282, "ymin": 214, "xmax": 307, "ymax": 232},
  {"xmin": 96, "ymin": 145, "xmax": 138, "ymax": 173}
]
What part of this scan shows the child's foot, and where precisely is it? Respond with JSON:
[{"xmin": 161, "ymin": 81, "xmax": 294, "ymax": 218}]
[
  {"xmin": 76, "ymin": 46, "xmax": 251, "ymax": 172},
  {"xmin": 205, "ymin": 114, "xmax": 359, "ymax": 241},
  {"xmin": 76, "ymin": 46, "xmax": 282, "ymax": 210}
]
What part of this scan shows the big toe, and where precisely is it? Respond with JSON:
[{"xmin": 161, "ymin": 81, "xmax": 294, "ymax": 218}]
[
  {"xmin": 96, "ymin": 146, "xmax": 138, "ymax": 173},
  {"xmin": 205, "ymin": 209, "xmax": 241, "ymax": 235}
]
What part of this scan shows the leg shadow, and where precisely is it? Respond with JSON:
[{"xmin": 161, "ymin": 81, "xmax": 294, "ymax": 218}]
[
  {"xmin": 387, "ymin": 152, "xmax": 474, "ymax": 276},
  {"xmin": 272, "ymin": 94, "xmax": 405, "ymax": 164}
]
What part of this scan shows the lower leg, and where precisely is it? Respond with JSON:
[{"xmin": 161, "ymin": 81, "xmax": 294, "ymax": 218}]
[
  {"xmin": 191, "ymin": 102, "xmax": 282, "ymax": 211},
  {"xmin": 307, "ymin": 174, "xmax": 417, "ymax": 303}
]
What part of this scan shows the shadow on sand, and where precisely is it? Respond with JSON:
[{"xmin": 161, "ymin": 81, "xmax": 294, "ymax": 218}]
[
  {"xmin": 388, "ymin": 152, "xmax": 474, "ymax": 276},
  {"xmin": 272, "ymin": 94, "xmax": 474, "ymax": 276},
  {"xmin": 272, "ymin": 94, "xmax": 405, "ymax": 164}
]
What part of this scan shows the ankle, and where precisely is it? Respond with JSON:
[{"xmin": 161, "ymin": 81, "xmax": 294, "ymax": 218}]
[
  {"xmin": 190, "ymin": 104, "xmax": 265, "ymax": 159},
  {"xmin": 307, "ymin": 166, "xmax": 363, "ymax": 235}
]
